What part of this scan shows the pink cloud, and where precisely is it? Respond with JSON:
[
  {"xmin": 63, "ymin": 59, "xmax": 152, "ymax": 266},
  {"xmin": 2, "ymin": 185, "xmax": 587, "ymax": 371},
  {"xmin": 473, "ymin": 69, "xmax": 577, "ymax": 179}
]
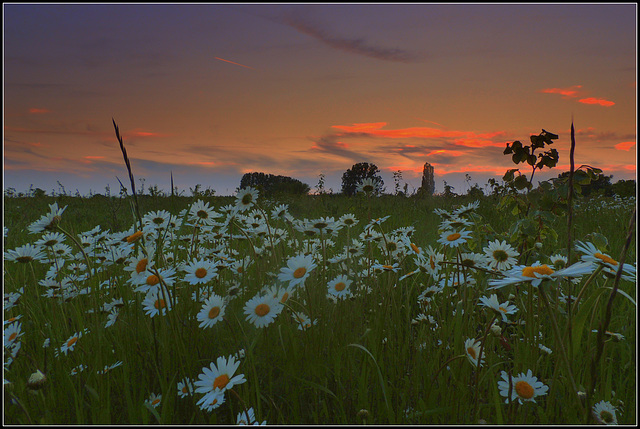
[
  {"xmin": 540, "ymin": 85, "xmax": 582, "ymax": 98},
  {"xmin": 614, "ymin": 141, "xmax": 636, "ymax": 151},
  {"xmin": 331, "ymin": 122, "xmax": 505, "ymax": 142},
  {"xmin": 578, "ymin": 97, "xmax": 615, "ymax": 107}
]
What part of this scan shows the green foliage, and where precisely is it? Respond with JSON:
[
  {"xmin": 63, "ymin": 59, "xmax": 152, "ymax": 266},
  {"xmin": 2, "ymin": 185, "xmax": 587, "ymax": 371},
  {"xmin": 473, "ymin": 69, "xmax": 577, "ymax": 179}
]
[
  {"xmin": 240, "ymin": 172, "xmax": 310, "ymax": 196},
  {"xmin": 341, "ymin": 162, "xmax": 384, "ymax": 196}
]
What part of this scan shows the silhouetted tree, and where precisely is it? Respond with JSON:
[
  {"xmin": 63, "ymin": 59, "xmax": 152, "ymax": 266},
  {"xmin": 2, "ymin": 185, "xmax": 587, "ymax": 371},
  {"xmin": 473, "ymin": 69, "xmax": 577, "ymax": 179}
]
[
  {"xmin": 240, "ymin": 172, "xmax": 310, "ymax": 195},
  {"xmin": 419, "ymin": 162, "xmax": 435, "ymax": 196},
  {"xmin": 341, "ymin": 162, "xmax": 384, "ymax": 196},
  {"xmin": 611, "ymin": 179, "xmax": 636, "ymax": 198}
]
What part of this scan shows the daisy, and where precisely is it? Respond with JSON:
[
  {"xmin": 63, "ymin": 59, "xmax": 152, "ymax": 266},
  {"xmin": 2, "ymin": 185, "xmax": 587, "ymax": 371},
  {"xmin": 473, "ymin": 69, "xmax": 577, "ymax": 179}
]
[
  {"xmin": 145, "ymin": 393, "xmax": 162, "ymax": 409},
  {"xmin": 235, "ymin": 187, "xmax": 259, "ymax": 211},
  {"xmin": 4, "ymin": 322, "xmax": 24, "ymax": 348},
  {"xmin": 4, "ymin": 244, "xmax": 45, "ymax": 263},
  {"xmin": 183, "ymin": 258, "xmax": 218, "ymax": 285},
  {"xmin": 97, "ymin": 360, "xmax": 123, "ymax": 374},
  {"xmin": 194, "ymin": 355, "xmax": 246, "ymax": 402},
  {"xmin": 498, "ymin": 369, "xmax": 549, "ymax": 404},
  {"xmin": 196, "ymin": 293, "xmax": 226, "ymax": 328},
  {"xmin": 28, "ymin": 202, "xmax": 67, "ymax": 234},
  {"xmin": 454, "ymin": 201, "xmax": 480, "ymax": 216},
  {"xmin": 105, "ymin": 309, "xmax": 119, "ymax": 328},
  {"xmin": 35, "ymin": 231, "xmax": 67, "ymax": 248},
  {"xmin": 133, "ymin": 267, "xmax": 176, "ymax": 295},
  {"xmin": 417, "ymin": 285, "xmax": 444, "ymax": 306},
  {"xmin": 177, "ymin": 377, "xmax": 194, "ymax": 398},
  {"xmin": 464, "ymin": 338, "xmax": 485, "ymax": 367},
  {"xmin": 237, "ymin": 407, "xmax": 266, "ymax": 425},
  {"xmin": 575, "ymin": 240, "xmax": 636, "ymax": 281},
  {"xmin": 338, "ymin": 213, "xmax": 359, "ymax": 228},
  {"xmin": 437, "ymin": 229, "xmax": 472, "ymax": 248},
  {"xmin": 142, "ymin": 290, "xmax": 174, "ymax": 318},
  {"xmin": 488, "ymin": 261, "xmax": 595, "ymax": 289},
  {"xmin": 292, "ymin": 311, "xmax": 317, "ymax": 331},
  {"xmin": 327, "ymin": 274, "xmax": 352, "ymax": 300},
  {"xmin": 278, "ymin": 253, "xmax": 317, "ymax": 287},
  {"xmin": 356, "ymin": 177, "xmax": 381, "ymax": 195},
  {"xmin": 59, "ymin": 330, "xmax": 85, "ymax": 355},
  {"xmin": 196, "ymin": 390, "xmax": 226, "ymax": 412},
  {"xmin": 478, "ymin": 294, "xmax": 519, "ymax": 322},
  {"xmin": 70, "ymin": 364, "xmax": 87, "ymax": 376},
  {"xmin": 188, "ymin": 200, "xmax": 220, "ymax": 226},
  {"xmin": 592, "ymin": 400, "xmax": 618, "ymax": 425},
  {"xmin": 243, "ymin": 293, "xmax": 284, "ymax": 328},
  {"xmin": 143, "ymin": 210, "xmax": 172, "ymax": 230},
  {"xmin": 483, "ymin": 240, "xmax": 519, "ymax": 271},
  {"xmin": 270, "ymin": 203, "xmax": 290, "ymax": 219},
  {"xmin": 549, "ymin": 253, "xmax": 568, "ymax": 269}
]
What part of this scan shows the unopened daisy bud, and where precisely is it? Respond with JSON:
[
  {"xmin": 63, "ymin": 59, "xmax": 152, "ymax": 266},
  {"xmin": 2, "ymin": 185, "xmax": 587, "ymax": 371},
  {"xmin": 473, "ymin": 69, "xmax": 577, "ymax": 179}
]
[
  {"xmin": 535, "ymin": 242, "xmax": 543, "ymax": 249},
  {"xmin": 27, "ymin": 369, "xmax": 47, "ymax": 390},
  {"xmin": 508, "ymin": 294, "xmax": 515, "ymax": 301},
  {"xmin": 357, "ymin": 409, "xmax": 369, "ymax": 421},
  {"xmin": 490, "ymin": 323, "xmax": 502, "ymax": 337}
]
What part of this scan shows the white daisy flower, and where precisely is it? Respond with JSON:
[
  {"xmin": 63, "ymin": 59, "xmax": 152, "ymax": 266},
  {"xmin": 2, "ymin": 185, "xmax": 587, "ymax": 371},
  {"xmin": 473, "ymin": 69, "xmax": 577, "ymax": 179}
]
[
  {"xmin": 437, "ymin": 229, "xmax": 472, "ymax": 248},
  {"xmin": 478, "ymin": 294, "xmax": 519, "ymax": 322},
  {"xmin": 177, "ymin": 377, "xmax": 194, "ymax": 398},
  {"xmin": 327, "ymin": 274, "xmax": 352, "ymax": 300},
  {"xmin": 243, "ymin": 293, "xmax": 284, "ymax": 328},
  {"xmin": 183, "ymin": 258, "xmax": 218, "ymax": 285},
  {"xmin": 464, "ymin": 338, "xmax": 485, "ymax": 367},
  {"xmin": 498, "ymin": 369, "xmax": 549, "ymax": 404},
  {"xmin": 483, "ymin": 240, "xmax": 519, "ymax": 271},
  {"xmin": 592, "ymin": 400, "xmax": 618, "ymax": 425},
  {"xmin": 28, "ymin": 202, "xmax": 67, "ymax": 234},
  {"xmin": 142, "ymin": 290, "xmax": 174, "ymax": 318},
  {"xmin": 277, "ymin": 253, "xmax": 317, "ymax": 287},
  {"xmin": 194, "ymin": 354, "xmax": 246, "ymax": 409},
  {"xmin": 235, "ymin": 187, "xmax": 259, "ymax": 212},
  {"xmin": 196, "ymin": 293, "xmax": 226, "ymax": 328}
]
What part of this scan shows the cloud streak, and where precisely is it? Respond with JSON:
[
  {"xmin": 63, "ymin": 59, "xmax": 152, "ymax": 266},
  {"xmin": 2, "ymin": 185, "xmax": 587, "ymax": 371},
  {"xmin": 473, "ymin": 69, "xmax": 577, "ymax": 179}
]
[{"xmin": 282, "ymin": 13, "xmax": 420, "ymax": 63}]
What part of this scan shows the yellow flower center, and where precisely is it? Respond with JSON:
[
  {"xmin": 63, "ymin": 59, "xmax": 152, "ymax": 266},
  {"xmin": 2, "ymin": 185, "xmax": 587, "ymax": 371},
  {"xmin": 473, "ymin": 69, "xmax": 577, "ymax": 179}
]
[
  {"xmin": 241, "ymin": 194, "xmax": 252, "ymax": 205},
  {"xmin": 9, "ymin": 333, "xmax": 17, "ymax": 342},
  {"xmin": 146, "ymin": 274, "xmax": 160, "ymax": 286},
  {"xmin": 410, "ymin": 243, "xmax": 420, "ymax": 254},
  {"xmin": 154, "ymin": 299, "xmax": 166, "ymax": 310},
  {"xmin": 126, "ymin": 230, "xmax": 143, "ymax": 243},
  {"xmin": 498, "ymin": 306, "xmax": 508, "ymax": 313},
  {"xmin": 213, "ymin": 374, "xmax": 230, "ymax": 390},
  {"xmin": 181, "ymin": 386, "xmax": 189, "ymax": 394},
  {"xmin": 280, "ymin": 292, "xmax": 289, "ymax": 303},
  {"xmin": 382, "ymin": 265, "xmax": 394, "ymax": 270},
  {"xmin": 195, "ymin": 267, "xmax": 207, "ymax": 278},
  {"xmin": 334, "ymin": 282, "xmax": 346, "ymax": 292},
  {"xmin": 67, "ymin": 337, "xmax": 78, "ymax": 347},
  {"xmin": 197, "ymin": 209, "xmax": 208, "ymax": 219},
  {"xmin": 208, "ymin": 306, "xmax": 220, "ymax": 319},
  {"xmin": 594, "ymin": 253, "xmax": 617, "ymax": 266},
  {"xmin": 255, "ymin": 303, "xmax": 270, "ymax": 317},
  {"xmin": 492, "ymin": 249, "xmax": 509, "ymax": 262},
  {"xmin": 16, "ymin": 256, "xmax": 33, "ymax": 263},
  {"xmin": 522, "ymin": 265, "xmax": 554, "ymax": 278},
  {"xmin": 599, "ymin": 410, "xmax": 614, "ymax": 424},
  {"xmin": 293, "ymin": 267, "xmax": 307, "ymax": 279},
  {"xmin": 430, "ymin": 256, "xmax": 436, "ymax": 270},
  {"xmin": 515, "ymin": 380, "xmax": 535, "ymax": 399},
  {"xmin": 151, "ymin": 398, "xmax": 160, "ymax": 406},
  {"xmin": 447, "ymin": 233, "xmax": 461, "ymax": 241},
  {"xmin": 136, "ymin": 258, "xmax": 148, "ymax": 273},
  {"xmin": 467, "ymin": 347, "xmax": 477, "ymax": 359}
]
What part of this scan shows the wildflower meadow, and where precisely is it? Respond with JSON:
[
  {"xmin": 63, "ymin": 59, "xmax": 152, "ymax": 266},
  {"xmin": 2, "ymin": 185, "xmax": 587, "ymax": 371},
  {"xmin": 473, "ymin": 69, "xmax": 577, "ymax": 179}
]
[{"xmin": 3, "ymin": 123, "xmax": 636, "ymax": 425}]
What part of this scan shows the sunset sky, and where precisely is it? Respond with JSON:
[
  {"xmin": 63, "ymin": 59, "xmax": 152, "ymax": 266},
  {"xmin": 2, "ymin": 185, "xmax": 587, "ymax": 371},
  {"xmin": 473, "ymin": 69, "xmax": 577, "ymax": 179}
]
[{"xmin": 3, "ymin": 3, "xmax": 637, "ymax": 196}]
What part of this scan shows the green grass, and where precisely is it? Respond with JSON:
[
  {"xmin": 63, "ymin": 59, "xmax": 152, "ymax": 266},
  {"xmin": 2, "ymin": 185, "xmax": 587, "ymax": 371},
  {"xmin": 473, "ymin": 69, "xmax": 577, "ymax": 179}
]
[{"xmin": 3, "ymin": 191, "xmax": 636, "ymax": 425}]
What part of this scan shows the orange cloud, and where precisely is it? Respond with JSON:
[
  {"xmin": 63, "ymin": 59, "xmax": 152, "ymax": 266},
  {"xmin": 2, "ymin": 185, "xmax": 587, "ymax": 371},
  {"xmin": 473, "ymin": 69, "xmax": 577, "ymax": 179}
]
[
  {"xmin": 578, "ymin": 97, "xmax": 615, "ymax": 107},
  {"xmin": 28, "ymin": 108, "xmax": 50, "ymax": 114},
  {"xmin": 84, "ymin": 156, "xmax": 105, "ymax": 159},
  {"xmin": 453, "ymin": 138, "xmax": 505, "ymax": 148},
  {"xmin": 614, "ymin": 141, "xmax": 636, "ymax": 151},
  {"xmin": 540, "ymin": 85, "xmax": 582, "ymax": 98},
  {"xmin": 426, "ymin": 149, "xmax": 464, "ymax": 157},
  {"xmin": 126, "ymin": 129, "xmax": 169, "ymax": 138}
]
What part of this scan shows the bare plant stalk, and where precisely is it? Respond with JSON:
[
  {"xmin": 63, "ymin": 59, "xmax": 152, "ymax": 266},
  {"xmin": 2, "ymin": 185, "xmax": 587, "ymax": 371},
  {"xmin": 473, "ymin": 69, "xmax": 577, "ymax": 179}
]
[
  {"xmin": 566, "ymin": 120, "xmax": 577, "ymax": 352},
  {"xmin": 587, "ymin": 207, "xmax": 636, "ymax": 423},
  {"xmin": 113, "ymin": 118, "xmax": 143, "ymax": 231}
]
